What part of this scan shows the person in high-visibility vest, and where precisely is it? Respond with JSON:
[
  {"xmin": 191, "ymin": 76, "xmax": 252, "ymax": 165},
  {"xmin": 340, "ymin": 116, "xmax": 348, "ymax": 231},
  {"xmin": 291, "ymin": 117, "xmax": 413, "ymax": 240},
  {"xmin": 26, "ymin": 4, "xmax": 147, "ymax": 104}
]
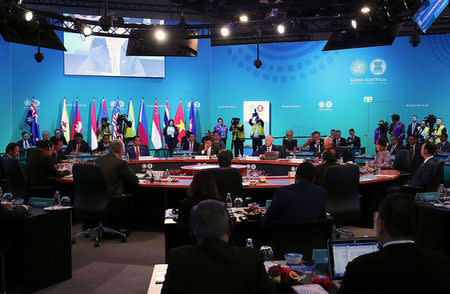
[
  {"xmin": 249, "ymin": 112, "xmax": 265, "ymax": 153},
  {"xmin": 229, "ymin": 118, "xmax": 245, "ymax": 157},
  {"xmin": 431, "ymin": 118, "xmax": 447, "ymax": 144}
]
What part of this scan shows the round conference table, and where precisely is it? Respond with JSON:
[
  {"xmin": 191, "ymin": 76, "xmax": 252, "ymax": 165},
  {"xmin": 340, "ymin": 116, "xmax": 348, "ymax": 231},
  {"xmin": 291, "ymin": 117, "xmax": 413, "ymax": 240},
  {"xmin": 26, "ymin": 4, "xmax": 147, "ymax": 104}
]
[{"xmin": 57, "ymin": 168, "xmax": 400, "ymax": 188}]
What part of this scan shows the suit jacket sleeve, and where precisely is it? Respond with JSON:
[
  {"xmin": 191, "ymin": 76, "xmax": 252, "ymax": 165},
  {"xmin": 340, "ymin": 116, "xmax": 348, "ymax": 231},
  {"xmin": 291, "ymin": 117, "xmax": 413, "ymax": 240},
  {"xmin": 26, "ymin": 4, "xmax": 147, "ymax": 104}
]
[
  {"xmin": 119, "ymin": 160, "xmax": 139, "ymax": 191},
  {"xmin": 161, "ymin": 249, "xmax": 183, "ymax": 294},
  {"xmin": 253, "ymin": 147, "xmax": 262, "ymax": 156},
  {"xmin": 253, "ymin": 250, "xmax": 278, "ymax": 294},
  {"xmin": 0, "ymin": 205, "xmax": 28, "ymax": 223},
  {"xmin": 410, "ymin": 161, "xmax": 436, "ymax": 187},
  {"xmin": 337, "ymin": 260, "xmax": 366, "ymax": 294}
]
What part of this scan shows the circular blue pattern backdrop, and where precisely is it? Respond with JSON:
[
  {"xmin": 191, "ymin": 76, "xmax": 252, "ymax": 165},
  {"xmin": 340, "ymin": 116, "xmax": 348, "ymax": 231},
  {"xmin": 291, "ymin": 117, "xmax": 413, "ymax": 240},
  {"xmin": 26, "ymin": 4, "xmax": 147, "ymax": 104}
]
[{"xmin": 225, "ymin": 41, "xmax": 339, "ymax": 84}]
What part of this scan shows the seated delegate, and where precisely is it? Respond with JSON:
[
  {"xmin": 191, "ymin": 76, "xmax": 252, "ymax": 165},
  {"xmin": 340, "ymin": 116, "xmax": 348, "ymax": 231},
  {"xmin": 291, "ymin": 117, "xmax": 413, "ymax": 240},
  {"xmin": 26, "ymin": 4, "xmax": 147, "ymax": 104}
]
[
  {"xmin": 338, "ymin": 193, "xmax": 450, "ymax": 293},
  {"xmin": 65, "ymin": 133, "xmax": 92, "ymax": 154},
  {"xmin": 408, "ymin": 142, "xmax": 440, "ymax": 189},
  {"xmin": 371, "ymin": 137, "xmax": 391, "ymax": 169},
  {"xmin": 283, "ymin": 129, "xmax": 298, "ymax": 153},
  {"xmin": 182, "ymin": 132, "xmax": 201, "ymax": 153},
  {"xmin": 314, "ymin": 149, "xmax": 338, "ymax": 185},
  {"xmin": 261, "ymin": 162, "xmax": 328, "ymax": 227},
  {"xmin": 162, "ymin": 200, "xmax": 277, "ymax": 294},
  {"xmin": 125, "ymin": 135, "xmax": 149, "ymax": 159},
  {"xmin": 253, "ymin": 135, "xmax": 280, "ymax": 157}
]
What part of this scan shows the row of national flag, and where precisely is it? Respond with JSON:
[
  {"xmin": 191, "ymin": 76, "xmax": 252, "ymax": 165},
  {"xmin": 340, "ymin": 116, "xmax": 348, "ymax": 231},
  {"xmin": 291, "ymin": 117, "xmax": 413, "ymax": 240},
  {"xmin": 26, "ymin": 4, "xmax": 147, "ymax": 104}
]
[{"xmin": 25, "ymin": 98, "xmax": 197, "ymax": 149}]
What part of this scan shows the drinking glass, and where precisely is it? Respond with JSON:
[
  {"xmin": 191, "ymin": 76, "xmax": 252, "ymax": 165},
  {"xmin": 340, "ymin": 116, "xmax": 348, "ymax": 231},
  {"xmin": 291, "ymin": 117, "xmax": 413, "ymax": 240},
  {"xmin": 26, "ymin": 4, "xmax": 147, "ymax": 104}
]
[{"xmin": 260, "ymin": 246, "xmax": 274, "ymax": 261}]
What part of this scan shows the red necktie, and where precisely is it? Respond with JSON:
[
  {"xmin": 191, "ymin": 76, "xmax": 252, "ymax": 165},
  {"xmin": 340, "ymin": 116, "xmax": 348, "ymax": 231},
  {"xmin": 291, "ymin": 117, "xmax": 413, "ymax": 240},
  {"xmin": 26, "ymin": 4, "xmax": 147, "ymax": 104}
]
[
  {"xmin": 77, "ymin": 144, "xmax": 80, "ymax": 153},
  {"xmin": 136, "ymin": 147, "xmax": 140, "ymax": 157},
  {"xmin": 189, "ymin": 142, "xmax": 193, "ymax": 152}
]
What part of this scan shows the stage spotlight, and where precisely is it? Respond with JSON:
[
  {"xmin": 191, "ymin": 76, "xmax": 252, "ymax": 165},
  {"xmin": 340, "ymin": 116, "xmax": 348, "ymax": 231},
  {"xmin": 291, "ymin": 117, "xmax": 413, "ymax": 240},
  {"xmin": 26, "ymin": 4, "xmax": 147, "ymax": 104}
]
[
  {"xmin": 351, "ymin": 19, "xmax": 357, "ymax": 29},
  {"xmin": 220, "ymin": 26, "xmax": 230, "ymax": 37},
  {"xmin": 361, "ymin": 7, "xmax": 371, "ymax": 14},
  {"xmin": 277, "ymin": 24, "xmax": 285, "ymax": 34},
  {"xmin": 25, "ymin": 11, "xmax": 33, "ymax": 21},
  {"xmin": 34, "ymin": 46, "xmax": 44, "ymax": 63},
  {"xmin": 82, "ymin": 26, "xmax": 92, "ymax": 36},
  {"xmin": 155, "ymin": 29, "xmax": 166, "ymax": 41},
  {"xmin": 239, "ymin": 14, "xmax": 249, "ymax": 23}
]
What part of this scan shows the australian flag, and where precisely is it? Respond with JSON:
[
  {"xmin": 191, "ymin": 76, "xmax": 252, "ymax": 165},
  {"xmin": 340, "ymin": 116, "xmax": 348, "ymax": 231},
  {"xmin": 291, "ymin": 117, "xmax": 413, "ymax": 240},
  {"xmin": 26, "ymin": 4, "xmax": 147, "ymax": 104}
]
[{"xmin": 25, "ymin": 100, "xmax": 41, "ymax": 144}]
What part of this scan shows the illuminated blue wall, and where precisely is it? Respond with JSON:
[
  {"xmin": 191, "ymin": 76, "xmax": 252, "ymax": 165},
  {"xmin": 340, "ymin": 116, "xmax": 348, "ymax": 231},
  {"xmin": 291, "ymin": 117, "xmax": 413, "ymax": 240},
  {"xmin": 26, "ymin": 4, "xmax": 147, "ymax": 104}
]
[
  {"xmin": 210, "ymin": 34, "xmax": 450, "ymax": 152},
  {"xmin": 1, "ymin": 33, "xmax": 449, "ymax": 153},
  {"xmin": 0, "ymin": 40, "xmax": 12, "ymax": 150}
]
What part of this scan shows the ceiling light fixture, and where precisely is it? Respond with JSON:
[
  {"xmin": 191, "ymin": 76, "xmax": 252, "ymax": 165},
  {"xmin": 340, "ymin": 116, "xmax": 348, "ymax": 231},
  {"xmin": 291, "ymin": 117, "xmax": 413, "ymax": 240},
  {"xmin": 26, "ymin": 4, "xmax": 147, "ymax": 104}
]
[
  {"xmin": 351, "ymin": 20, "xmax": 357, "ymax": 29},
  {"xmin": 155, "ymin": 29, "xmax": 166, "ymax": 41},
  {"xmin": 220, "ymin": 26, "xmax": 230, "ymax": 37},
  {"xmin": 277, "ymin": 24, "xmax": 285, "ymax": 34},
  {"xmin": 239, "ymin": 15, "xmax": 249, "ymax": 23},
  {"xmin": 361, "ymin": 7, "xmax": 371, "ymax": 14},
  {"xmin": 25, "ymin": 11, "xmax": 33, "ymax": 21}
]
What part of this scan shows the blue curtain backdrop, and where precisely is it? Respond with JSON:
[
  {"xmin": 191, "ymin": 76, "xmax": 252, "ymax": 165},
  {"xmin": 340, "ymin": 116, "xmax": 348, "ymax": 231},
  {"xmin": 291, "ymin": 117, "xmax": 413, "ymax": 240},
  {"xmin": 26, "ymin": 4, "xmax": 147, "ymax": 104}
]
[{"xmin": 0, "ymin": 33, "xmax": 449, "ymax": 153}]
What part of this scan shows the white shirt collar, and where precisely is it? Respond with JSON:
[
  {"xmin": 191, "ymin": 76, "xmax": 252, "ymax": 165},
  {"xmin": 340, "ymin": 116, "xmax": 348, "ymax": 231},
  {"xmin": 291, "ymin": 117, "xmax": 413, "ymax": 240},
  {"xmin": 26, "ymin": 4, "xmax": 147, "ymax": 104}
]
[
  {"xmin": 423, "ymin": 155, "xmax": 434, "ymax": 164},
  {"xmin": 383, "ymin": 240, "xmax": 415, "ymax": 248}
]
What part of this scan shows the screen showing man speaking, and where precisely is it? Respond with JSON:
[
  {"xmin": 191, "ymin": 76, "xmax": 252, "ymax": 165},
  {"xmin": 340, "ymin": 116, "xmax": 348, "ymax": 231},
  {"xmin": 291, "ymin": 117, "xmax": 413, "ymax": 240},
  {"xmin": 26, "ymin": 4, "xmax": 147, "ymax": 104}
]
[{"xmin": 64, "ymin": 15, "xmax": 165, "ymax": 78}]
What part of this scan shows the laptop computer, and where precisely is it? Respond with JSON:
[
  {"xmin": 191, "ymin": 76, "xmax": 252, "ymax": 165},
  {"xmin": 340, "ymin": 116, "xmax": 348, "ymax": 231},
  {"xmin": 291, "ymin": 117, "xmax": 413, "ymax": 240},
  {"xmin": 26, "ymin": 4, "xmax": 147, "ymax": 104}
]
[{"xmin": 328, "ymin": 238, "xmax": 381, "ymax": 286}]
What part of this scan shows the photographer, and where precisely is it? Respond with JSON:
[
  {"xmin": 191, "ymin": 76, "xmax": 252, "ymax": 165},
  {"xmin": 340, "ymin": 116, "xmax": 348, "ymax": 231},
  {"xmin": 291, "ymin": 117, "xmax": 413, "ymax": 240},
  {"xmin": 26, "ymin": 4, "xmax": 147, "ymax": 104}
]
[
  {"xmin": 229, "ymin": 118, "xmax": 245, "ymax": 157},
  {"xmin": 117, "ymin": 114, "xmax": 132, "ymax": 141},
  {"xmin": 97, "ymin": 117, "xmax": 112, "ymax": 142},
  {"xmin": 432, "ymin": 117, "xmax": 447, "ymax": 144},
  {"xmin": 249, "ymin": 109, "xmax": 265, "ymax": 153},
  {"xmin": 417, "ymin": 120, "xmax": 429, "ymax": 145},
  {"xmin": 374, "ymin": 120, "xmax": 388, "ymax": 145}
]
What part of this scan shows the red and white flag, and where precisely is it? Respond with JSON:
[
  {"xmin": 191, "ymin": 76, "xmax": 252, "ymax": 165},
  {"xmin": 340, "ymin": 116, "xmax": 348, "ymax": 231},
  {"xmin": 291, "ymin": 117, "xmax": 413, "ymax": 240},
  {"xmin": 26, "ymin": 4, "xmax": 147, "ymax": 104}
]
[
  {"xmin": 91, "ymin": 98, "xmax": 98, "ymax": 149},
  {"xmin": 71, "ymin": 98, "xmax": 82, "ymax": 139},
  {"xmin": 151, "ymin": 99, "xmax": 162, "ymax": 149}
]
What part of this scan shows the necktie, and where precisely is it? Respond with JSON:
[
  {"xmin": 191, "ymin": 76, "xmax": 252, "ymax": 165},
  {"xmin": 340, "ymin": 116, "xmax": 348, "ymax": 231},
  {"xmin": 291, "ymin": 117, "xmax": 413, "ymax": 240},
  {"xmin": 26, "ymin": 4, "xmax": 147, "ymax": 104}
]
[
  {"xmin": 77, "ymin": 144, "xmax": 80, "ymax": 153},
  {"xmin": 136, "ymin": 147, "xmax": 140, "ymax": 157},
  {"xmin": 189, "ymin": 142, "xmax": 193, "ymax": 152},
  {"xmin": 25, "ymin": 140, "xmax": 29, "ymax": 149},
  {"xmin": 268, "ymin": 146, "xmax": 271, "ymax": 152}
]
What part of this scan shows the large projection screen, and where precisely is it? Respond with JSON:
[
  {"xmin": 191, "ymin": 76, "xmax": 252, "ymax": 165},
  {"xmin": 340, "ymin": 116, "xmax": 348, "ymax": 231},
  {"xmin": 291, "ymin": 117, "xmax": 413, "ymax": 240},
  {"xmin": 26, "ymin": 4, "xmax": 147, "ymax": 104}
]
[{"xmin": 64, "ymin": 16, "xmax": 165, "ymax": 78}]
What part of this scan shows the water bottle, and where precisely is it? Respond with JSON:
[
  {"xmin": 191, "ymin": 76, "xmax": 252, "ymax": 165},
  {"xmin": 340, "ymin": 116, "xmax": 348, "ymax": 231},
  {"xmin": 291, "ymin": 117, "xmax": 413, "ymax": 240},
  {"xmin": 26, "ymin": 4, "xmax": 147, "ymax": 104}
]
[
  {"xmin": 53, "ymin": 191, "xmax": 61, "ymax": 206},
  {"xmin": 163, "ymin": 169, "xmax": 170, "ymax": 179},
  {"xmin": 233, "ymin": 197, "xmax": 243, "ymax": 208},
  {"xmin": 339, "ymin": 157, "xmax": 344, "ymax": 165},
  {"xmin": 226, "ymin": 193, "xmax": 233, "ymax": 208},
  {"xmin": 246, "ymin": 238, "xmax": 253, "ymax": 248},
  {"xmin": 125, "ymin": 152, "xmax": 130, "ymax": 161},
  {"xmin": 438, "ymin": 184, "xmax": 445, "ymax": 196}
]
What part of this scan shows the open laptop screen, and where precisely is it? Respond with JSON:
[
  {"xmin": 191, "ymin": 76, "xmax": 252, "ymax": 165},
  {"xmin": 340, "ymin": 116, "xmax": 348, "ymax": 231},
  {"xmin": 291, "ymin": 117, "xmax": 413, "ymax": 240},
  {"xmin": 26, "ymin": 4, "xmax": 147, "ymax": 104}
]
[{"xmin": 329, "ymin": 239, "xmax": 381, "ymax": 279}]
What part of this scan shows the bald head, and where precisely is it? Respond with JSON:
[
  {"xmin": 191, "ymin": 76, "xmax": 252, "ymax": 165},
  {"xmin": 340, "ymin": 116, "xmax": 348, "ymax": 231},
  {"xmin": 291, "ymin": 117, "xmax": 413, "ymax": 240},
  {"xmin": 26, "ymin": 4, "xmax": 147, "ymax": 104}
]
[{"xmin": 265, "ymin": 135, "xmax": 274, "ymax": 147}]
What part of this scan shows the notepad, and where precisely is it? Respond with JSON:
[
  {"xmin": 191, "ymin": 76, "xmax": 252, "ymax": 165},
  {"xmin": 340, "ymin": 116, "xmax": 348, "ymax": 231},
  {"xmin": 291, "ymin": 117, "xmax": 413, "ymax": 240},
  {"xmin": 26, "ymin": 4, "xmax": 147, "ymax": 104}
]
[{"xmin": 292, "ymin": 284, "xmax": 328, "ymax": 294}]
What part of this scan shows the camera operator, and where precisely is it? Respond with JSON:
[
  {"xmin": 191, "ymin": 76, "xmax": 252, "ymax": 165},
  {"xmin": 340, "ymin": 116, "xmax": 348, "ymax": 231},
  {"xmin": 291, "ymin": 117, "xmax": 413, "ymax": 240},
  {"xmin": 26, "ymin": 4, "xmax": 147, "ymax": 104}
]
[
  {"xmin": 417, "ymin": 120, "xmax": 429, "ymax": 145},
  {"xmin": 388, "ymin": 114, "xmax": 405, "ymax": 145},
  {"xmin": 117, "ymin": 114, "xmax": 132, "ymax": 141},
  {"xmin": 229, "ymin": 118, "xmax": 245, "ymax": 157},
  {"xmin": 97, "ymin": 117, "xmax": 112, "ymax": 142},
  {"xmin": 249, "ymin": 109, "xmax": 265, "ymax": 153},
  {"xmin": 374, "ymin": 120, "xmax": 389, "ymax": 145}
]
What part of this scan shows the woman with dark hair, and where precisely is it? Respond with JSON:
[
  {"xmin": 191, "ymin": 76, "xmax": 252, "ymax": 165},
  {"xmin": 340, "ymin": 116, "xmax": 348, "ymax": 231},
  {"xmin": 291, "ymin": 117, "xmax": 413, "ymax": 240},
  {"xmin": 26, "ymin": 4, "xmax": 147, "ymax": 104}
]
[
  {"xmin": 372, "ymin": 137, "xmax": 391, "ymax": 168},
  {"xmin": 177, "ymin": 170, "xmax": 221, "ymax": 224},
  {"xmin": 163, "ymin": 119, "xmax": 179, "ymax": 157}
]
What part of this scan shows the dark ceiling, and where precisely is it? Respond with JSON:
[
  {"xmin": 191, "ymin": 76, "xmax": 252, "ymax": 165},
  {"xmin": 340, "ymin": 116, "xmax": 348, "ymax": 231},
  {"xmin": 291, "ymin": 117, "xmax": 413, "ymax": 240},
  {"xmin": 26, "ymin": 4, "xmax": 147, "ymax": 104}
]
[{"xmin": 17, "ymin": 0, "xmax": 450, "ymax": 45}]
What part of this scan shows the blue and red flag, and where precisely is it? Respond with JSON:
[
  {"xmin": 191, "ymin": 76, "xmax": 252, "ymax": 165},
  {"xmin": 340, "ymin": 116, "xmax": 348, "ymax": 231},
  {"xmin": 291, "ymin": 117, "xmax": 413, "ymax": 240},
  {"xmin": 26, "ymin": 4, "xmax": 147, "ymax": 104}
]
[
  {"xmin": 188, "ymin": 99, "xmax": 196, "ymax": 139},
  {"xmin": 25, "ymin": 99, "xmax": 41, "ymax": 144},
  {"xmin": 99, "ymin": 97, "xmax": 108, "ymax": 125},
  {"xmin": 138, "ymin": 98, "xmax": 149, "ymax": 146},
  {"xmin": 111, "ymin": 99, "xmax": 120, "ymax": 139}
]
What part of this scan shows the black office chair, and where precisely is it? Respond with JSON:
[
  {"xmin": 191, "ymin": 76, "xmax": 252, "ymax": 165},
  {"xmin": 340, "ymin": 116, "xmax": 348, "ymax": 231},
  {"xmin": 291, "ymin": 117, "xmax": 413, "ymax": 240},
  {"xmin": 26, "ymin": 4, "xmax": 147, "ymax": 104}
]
[
  {"xmin": 341, "ymin": 146, "xmax": 355, "ymax": 163},
  {"xmin": 393, "ymin": 149, "xmax": 411, "ymax": 173},
  {"xmin": 276, "ymin": 145, "xmax": 287, "ymax": 159},
  {"xmin": 206, "ymin": 168, "xmax": 243, "ymax": 200},
  {"xmin": 71, "ymin": 163, "xmax": 126, "ymax": 247},
  {"xmin": 2, "ymin": 157, "xmax": 27, "ymax": 198},
  {"xmin": 154, "ymin": 148, "xmax": 169, "ymax": 158},
  {"xmin": 268, "ymin": 220, "xmax": 333, "ymax": 260},
  {"xmin": 322, "ymin": 165, "xmax": 361, "ymax": 227}
]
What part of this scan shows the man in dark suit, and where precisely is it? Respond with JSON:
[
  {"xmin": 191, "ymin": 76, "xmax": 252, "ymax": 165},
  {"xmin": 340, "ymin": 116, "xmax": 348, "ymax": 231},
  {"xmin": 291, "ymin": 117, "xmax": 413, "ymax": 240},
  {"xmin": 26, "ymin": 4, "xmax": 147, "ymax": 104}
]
[
  {"xmin": 162, "ymin": 199, "xmax": 277, "ymax": 294},
  {"xmin": 314, "ymin": 149, "xmax": 337, "ymax": 185},
  {"xmin": 200, "ymin": 135, "xmax": 222, "ymax": 156},
  {"xmin": 346, "ymin": 129, "xmax": 361, "ymax": 148},
  {"xmin": 125, "ymin": 135, "xmax": 149, "ymax": 159},
  {"xmin": 437, "ymin": 133, "xmax": 450, "ymax": 154},
  {"xmin": 206, "ymin": 150, "xmax": 243, "ymax": 200},
  {"xmin": 26, "ymin": 140, "xmax": 71, "ymax": 189},
  {"xmin": 5, "ymin": 143, "xmax": 20, "ymax": 159},
  {"xmin": 0, "ymin": 202, "xmax": 30, "ymax": 223},
  {"xmin": 96, "ymin": 140, "xmax": 139, "ymax": 198},
  {"xmin": 253, "ymin": 135, "xmax": 280, "ymax": 157},
  {"xmin": 51, "ymin": 139, "xmax": 67, "ymax": 164},
  {"xmin": 50, "ymin": 129, "xmax": 68, "ymax": 145},
  {"xmin": 405, "ymin": 134, "xmax": 423, "ymax": 174},
  {"xmin": 407, "ymin": 115, "xmax": 420, "ymax": 136},
  {"xmin": 333, "ymin": 130, "xmax": 347, "ymax": 148},
  {"xmin": 261, "ymin": 162, "xmax": 328, "ymax": 227},
  {"xmin": 65, "ymin": 133, "xmax": 92, "ymax": 154},
  {"xmin": 309, "ymin": 131, "xmax": 324, "ymax": 153},
  {"xmin": 17, "ymin": 131, "xmax": 34, "ymax": 151},
  {"xmin": 387, "ymin": 135, "xmax": 404, "ymax": 156},
  {"xmin": 338, "ymin": 193, "xmax": 450, "ymax": 294},
  {"xmin": 408, "ymin": 142, "xmax": 439, "ymax": 189},
  {"xmin": 182, "ymin": 132, "xmax": 201, "ymax": 153}
]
